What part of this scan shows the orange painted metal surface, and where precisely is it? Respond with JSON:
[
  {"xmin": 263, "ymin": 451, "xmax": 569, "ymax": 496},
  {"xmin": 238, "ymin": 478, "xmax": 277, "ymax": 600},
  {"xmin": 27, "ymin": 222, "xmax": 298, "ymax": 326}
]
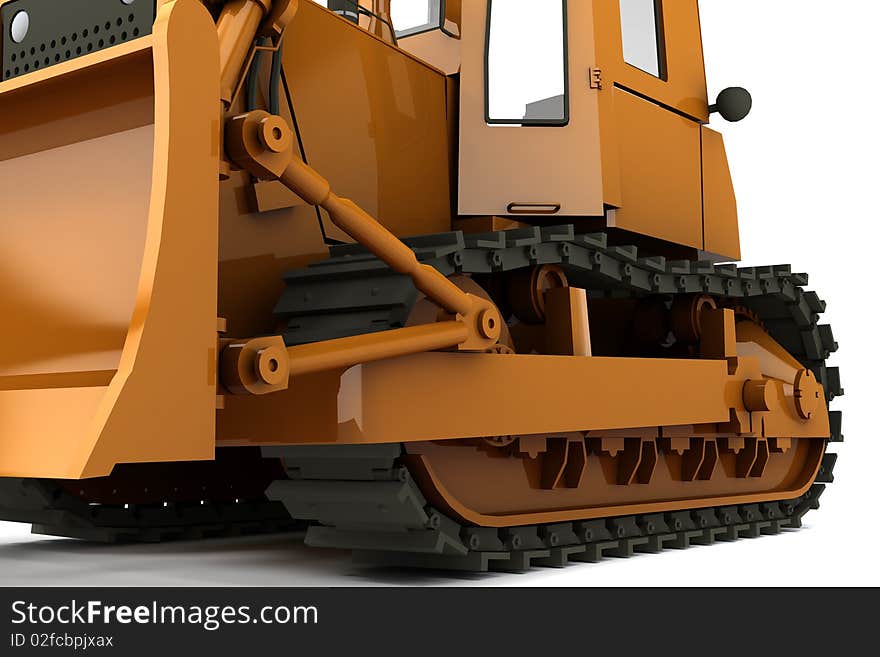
[
  {"xmin": 0, "ymin": 0, "xmax": 220, "ymax": 478},
  {"xmin": 282, "ymin": 0, "xmax": 454, "ymax": 241},
  {"xmin": 404, "ymin": 437, "xmax": 824, "ymax": 528},
  {"xmin": 702, "ymin": 126, "xmax": 742, "ymax": 260},
  {"xmin": 217, "ymin": 342, "xmax": 828, "ymax": 446},
  {"xmin": 607, "ymin": 87, "xmax": 704, "ymax": 249},
  {"xmin": 397, "ymin": 26, "xmax": 461, "ymax": 75}
]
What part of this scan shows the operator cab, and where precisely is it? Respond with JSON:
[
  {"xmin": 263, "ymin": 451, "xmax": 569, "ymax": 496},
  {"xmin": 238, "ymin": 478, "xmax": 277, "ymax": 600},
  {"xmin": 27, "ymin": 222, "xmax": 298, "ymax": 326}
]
[{"xmin": 459, "ymin": 0, "xmax": 742, "ymax": 261}]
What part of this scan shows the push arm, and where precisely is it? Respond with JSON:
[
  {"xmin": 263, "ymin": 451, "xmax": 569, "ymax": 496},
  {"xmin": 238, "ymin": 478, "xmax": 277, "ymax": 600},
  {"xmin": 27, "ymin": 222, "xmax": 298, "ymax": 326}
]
[{"xmin": 209, "ymin": 1, "xmax": 501, "ymax": 394}]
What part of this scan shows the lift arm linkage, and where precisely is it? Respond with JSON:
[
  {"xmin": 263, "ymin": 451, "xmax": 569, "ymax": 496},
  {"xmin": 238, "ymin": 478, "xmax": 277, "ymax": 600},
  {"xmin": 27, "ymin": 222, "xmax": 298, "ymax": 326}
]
[{"xmin": 211, "ymin": 2, "xmax": 501, "ymax": 395}]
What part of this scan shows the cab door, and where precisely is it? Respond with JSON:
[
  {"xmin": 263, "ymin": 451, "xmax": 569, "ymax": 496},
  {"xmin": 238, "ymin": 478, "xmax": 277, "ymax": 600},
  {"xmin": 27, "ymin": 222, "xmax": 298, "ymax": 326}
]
[
  {"xmin": 595, "ymin": 0, "xmax": 709, "ymax": 250},
  {"xmin": 458, "ymin": 0, "xmax": 605, "ymax": 218}
]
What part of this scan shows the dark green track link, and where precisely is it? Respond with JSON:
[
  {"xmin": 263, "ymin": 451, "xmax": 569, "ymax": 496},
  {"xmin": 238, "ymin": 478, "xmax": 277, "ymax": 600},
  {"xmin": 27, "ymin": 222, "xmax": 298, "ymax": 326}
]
[
  {"xmin": 270, "ymin": 225, "xmax": 842, "ymax": 571},
  {"xmin": 276, "ymin": 225, "xmax": 843, "ymax": 414},
  {"xmin": 0, "ymin": 477, "xmax": 299, "ymax": 544}
]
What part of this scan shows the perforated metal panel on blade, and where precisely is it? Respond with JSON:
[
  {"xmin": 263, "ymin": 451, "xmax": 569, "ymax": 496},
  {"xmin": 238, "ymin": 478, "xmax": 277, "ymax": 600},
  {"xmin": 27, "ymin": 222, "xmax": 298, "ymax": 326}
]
[{"xmin": 1, "ymin": 0, "xmax": 155, "ymax": 82}]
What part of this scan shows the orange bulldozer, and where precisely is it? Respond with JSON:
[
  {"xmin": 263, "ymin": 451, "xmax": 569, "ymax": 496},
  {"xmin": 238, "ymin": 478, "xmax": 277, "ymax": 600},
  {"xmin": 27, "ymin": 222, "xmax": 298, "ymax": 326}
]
[{"xmin": 0, "ymin": 0, "xmax": 841, "ymax": 571}]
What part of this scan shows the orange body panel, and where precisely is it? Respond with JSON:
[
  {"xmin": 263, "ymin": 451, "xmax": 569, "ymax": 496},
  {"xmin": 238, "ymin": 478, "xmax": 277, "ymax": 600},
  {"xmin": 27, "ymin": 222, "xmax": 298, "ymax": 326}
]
[
  {"xmin": 282, "ymin": 0, "xmax": 454, "ymax": 240},
  {"xmin": 702, "ymin": 126, "xmax": 741, "ymax": 260},
  {"xmin": 607, "ymin": 87, "xmax": 703, "ymax": 249}
]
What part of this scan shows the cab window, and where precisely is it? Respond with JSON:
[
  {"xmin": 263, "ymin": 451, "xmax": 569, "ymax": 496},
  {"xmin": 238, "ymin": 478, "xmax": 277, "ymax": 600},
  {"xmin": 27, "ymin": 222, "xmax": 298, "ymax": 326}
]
[
  {"xmin": 486, "ymin": 0, "xmax": 568, "ymax": 126},
  {"xmin": 619, "ymin": 0, "xmax": 666, "ymax": 79},
  {"xmin": 315, "ymin": 1, "xmax": 444, "ymax": 39},
  {"xmin": 393, "ymin": 0, "xmax": 443, "ymax": 38}
]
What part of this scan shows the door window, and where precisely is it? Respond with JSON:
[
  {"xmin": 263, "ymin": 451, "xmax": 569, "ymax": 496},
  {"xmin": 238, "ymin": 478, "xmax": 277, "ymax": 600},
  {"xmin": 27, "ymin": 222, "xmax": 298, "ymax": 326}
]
[
  {"xmin": 619, "ymin": 0, "xmax": 666, "ymax": 79},
  {"xmin": 486, "ymin": 0, "xmax": 568, "ymax": 125}
]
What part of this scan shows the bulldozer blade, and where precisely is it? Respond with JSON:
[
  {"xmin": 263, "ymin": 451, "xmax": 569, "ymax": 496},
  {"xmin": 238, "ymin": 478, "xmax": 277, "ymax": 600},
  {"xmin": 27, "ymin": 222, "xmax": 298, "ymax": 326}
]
[{"xmin": 0, "ymin": 0, "xmax": 221, "ymax": 479}]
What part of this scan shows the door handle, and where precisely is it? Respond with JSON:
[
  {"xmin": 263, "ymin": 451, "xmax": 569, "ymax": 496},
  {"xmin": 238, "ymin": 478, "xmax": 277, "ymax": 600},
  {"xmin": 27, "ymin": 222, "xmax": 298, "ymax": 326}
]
[{"xmin": 507, "ymin": 203, "xmax": 562, "ymax": 215}]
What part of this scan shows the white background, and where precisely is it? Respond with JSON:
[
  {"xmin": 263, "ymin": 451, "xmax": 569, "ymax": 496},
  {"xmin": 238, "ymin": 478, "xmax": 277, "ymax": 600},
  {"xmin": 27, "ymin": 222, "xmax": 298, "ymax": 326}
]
[{"xmin": 1, "ymin": 0, "xmax": 878, "ymax": 586}]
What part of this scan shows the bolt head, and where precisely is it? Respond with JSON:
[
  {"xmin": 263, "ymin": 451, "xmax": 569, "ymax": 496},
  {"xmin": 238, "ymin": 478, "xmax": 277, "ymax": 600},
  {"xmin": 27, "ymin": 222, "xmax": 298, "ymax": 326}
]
[
  {"xmin": 258, "ymin": 115, "xmax": 292, "ymax": 154},
  {"xmin": 10, "ymin": 11, "xmax": 29, "ymax": 44},
  {"xmin": 255, "ymin": 346, "xmax": 288, "ymax": 386},
  {"xmin": 477, "ymin": 308, "xmax": 502, "ymax": 342},
  {"xmin": 794, "ymin": 369, "xmax": 821, "ymax": 420}
]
